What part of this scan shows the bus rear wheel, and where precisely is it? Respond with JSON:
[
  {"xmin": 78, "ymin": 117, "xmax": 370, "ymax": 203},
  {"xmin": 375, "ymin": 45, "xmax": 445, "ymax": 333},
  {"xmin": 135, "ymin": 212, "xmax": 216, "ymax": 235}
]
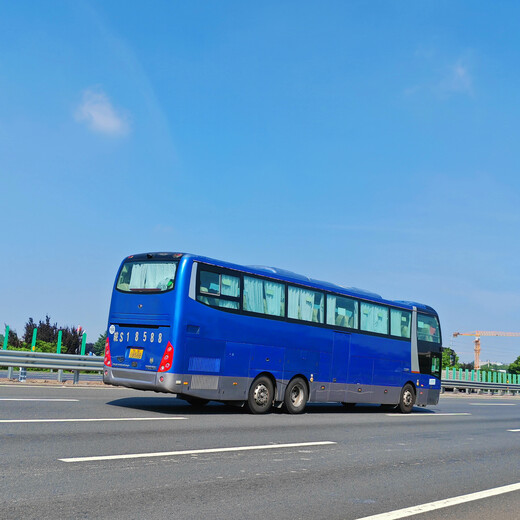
[
  {"xmin": 248, "ymin": 376, "xmax": 274, "ymax": 414},
  {"xmin": 284, "ymin": 377, "xmax": 308, "ymax": 414},
  {"xmin": 398, "ymin": 384, "xmax": 415, "ymax": 414}
]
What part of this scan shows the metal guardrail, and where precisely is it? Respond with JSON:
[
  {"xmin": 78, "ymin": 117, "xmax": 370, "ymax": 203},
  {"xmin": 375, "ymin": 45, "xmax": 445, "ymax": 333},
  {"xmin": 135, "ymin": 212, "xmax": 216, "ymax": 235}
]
[
  {"xmin": 441, "ymin": 380, "xmax": 520, "ymax": 395},
  {"xmin": 0, "ymin": 349, "xmax": 103, "ymax": 383}
]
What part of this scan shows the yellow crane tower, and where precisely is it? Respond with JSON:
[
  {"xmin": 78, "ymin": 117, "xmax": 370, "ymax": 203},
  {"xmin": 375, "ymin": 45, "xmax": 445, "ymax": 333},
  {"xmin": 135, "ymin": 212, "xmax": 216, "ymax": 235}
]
[{"xmin": 452, "ymin": 331, "xmax": 520, "ymax": 370}]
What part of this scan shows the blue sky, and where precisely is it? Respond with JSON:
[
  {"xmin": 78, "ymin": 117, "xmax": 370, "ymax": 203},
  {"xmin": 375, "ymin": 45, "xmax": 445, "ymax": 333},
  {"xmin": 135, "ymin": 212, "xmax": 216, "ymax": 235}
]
[{"xmin": 1, "ymin": 1, "xmax": 519, "ymax": 363}]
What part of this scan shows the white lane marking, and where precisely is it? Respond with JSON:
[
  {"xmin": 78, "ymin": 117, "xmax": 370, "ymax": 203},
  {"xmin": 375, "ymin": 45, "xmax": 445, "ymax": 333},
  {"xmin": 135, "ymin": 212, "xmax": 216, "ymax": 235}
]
[
  {"xmin": 59, "ymin": 441, "xmax": 337, "ymax": 463},
  {"xmin": 508, "ymin": 429, "xmax": 520, "ymax": 432},
  {"xmin": 0, "ymin": 417, "xmax": 187, "ymax": 424},
  {"xmin": 0, "ymin": 398, "xmax": 79, "ymax": 402},
  {"xmin": 354, "ymin": 481, "xmax": 520, "ymax": 520},
  {"xmin": 470, "ymin": 403, "xmax": 517, "ymax": 406},
  {"xmin": 385, "ymin": 413, "xmax": 471, "ymax": 417}
]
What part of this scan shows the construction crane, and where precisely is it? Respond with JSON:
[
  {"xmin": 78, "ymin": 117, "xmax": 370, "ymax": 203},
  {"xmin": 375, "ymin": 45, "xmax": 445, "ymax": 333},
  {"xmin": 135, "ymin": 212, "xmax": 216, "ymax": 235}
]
[{"xmin": 452, "ymin": 331, "xmax": 520, "ymax": 370}]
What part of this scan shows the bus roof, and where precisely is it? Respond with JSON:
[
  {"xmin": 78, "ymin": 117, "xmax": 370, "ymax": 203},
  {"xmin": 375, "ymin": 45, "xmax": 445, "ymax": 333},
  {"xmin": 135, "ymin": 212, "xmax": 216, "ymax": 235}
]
[{"xmin": 124, "ymin": 252, "xmax": 438, "ymax": 315}]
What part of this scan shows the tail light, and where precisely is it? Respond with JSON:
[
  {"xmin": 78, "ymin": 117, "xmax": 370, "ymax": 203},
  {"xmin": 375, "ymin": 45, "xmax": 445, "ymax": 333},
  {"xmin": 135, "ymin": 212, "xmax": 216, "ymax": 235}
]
[
  {"xmin": 104, "ymin": 337, "xmax": 112, "ymax": 367},
  {"xmin": 158, "ymin": 342, "xmax": 174, "ymax": 372}
]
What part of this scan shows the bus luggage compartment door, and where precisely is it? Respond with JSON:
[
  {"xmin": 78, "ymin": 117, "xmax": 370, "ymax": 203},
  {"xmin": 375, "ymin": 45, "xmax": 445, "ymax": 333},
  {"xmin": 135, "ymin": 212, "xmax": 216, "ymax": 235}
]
[{"xmin": 329, "ymin": 332, "xmax": 350, "ymax": 402}]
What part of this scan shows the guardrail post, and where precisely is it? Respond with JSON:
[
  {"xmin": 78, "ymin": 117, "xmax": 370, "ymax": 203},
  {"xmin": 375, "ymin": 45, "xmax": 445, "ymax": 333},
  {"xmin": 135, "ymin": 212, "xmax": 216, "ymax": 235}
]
[
  {"xmin": 57, "ymin": 330, "xmax": 63, "ymax": 354},
  {"xmin": 2, "ymin": 325, "xmax": 8, "ymax": 350},
  {"xmin": 73, "ymin": 370, "xmax": 79, "ymax": 384},
  {"xmin": 31, "ymin": 328, "xmax": 37, "ymax": 352},
  {"xmin": 19, "ymin": 367, "xmax": 27, "ymax": 382},
  {"xmin": 7, "ymin": 366, "xmax": 14, "ymax": 379},
  {"xmin": 80, "ymin": 332, "xmax": 87, "ymax": 356},
  {"xmin": 58, "ymin": 369, "xmax": 64, "ymax": 383}
]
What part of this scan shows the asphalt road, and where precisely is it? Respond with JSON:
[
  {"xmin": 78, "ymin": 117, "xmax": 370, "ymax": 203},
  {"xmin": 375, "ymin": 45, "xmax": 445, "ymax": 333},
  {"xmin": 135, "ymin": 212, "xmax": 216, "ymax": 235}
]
[{"xmin": 1, "ymin": 383, "xmax": 519, "ymax": 520}]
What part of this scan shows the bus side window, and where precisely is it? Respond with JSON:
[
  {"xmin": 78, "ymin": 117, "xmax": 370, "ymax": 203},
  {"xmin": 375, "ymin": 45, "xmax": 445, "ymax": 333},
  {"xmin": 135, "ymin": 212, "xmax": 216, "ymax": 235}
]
[
  {"xmin": 327, "ymin": 294, "xmax": 358, "ymax": 329},
  {"xmin": 390, "ymin": 309, "xmax": 411, "ymax": 339},
  {"xmin": 197, "ymin": 269, "xmax": 240, "ymax": 310},
  {"xmin": 360, "ymin": 302, "xmax": 389, "ymax": 335},
  {"xmin": 200, "ymin": 271, "xmax": 220, "ymax": 295},
  {"xmin": 289, "ymin": 286, "xmax": 324, "ymax": 323},
  {"xmin": 244, "ymin": 276, "xmax": 285, "ymax": 317}
]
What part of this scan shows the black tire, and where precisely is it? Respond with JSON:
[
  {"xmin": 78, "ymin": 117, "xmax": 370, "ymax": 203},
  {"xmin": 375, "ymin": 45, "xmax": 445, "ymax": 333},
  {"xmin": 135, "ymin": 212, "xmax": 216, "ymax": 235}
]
[
  {"xmin": 184, "ymin": 396, "xmax": 209, "ymax": 408},
  {"xmin": 284, "ymin": 377, "xmax": 308, "ymax": 414},
  {"xmin": 397, "ymin": 384, "xmax": 415, "ymax": 414},
  {"xmin": 247, "ymin": 376, "xmax": 274, "ymax": 414}
]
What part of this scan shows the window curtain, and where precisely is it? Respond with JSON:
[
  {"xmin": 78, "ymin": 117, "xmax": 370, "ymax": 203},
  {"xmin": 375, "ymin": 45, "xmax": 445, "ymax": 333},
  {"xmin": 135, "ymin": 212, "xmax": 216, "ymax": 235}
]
[
  {"xmin": 129, "ymin": 263, "xmax": 147, "ymax": 289},
  {"xmin": 150, "ymin": 263, "xmax": 176, "ymax": 289},
  {"xmin": 218, "ymin": 300, "xmax": 239, "ymax": 310},
  {"xmin": 391, "ymin": 309, "xmax": 403, "ymax": 337},
  {"xmin": 299, "ymin": 288, "xmax": 315, "ymax": 322},
  {"xmin": 288, "ymin": 286, "xmax": 300, "ymax": 319},
  {"xmin": 244, "ymin": 277, "xmax": 264, "ymax": 313},
  {"xmin": 326, "ymin": 295, "xmax": 336, "ymax": 325},
  {"xmin": 361, "ymin": 303, "xmax": 388, "ymax": 333},
  {"xmin": 314, "ymin": 293, "xmax": 324, "ymax": 323},
  {"xmin": 221, "ymin": 275, "xmax": 239, "ymax": 297},
  {"xmin": 265, "ymin": 281, "xmax": 284, "ymax": 316}
]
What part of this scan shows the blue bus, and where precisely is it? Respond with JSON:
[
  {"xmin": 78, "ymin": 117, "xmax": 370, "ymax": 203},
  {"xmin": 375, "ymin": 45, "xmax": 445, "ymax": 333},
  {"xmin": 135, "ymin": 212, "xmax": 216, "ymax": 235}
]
[{"xmin": 103, "ymin": 252, "xmax": 442, "ymax": 414}]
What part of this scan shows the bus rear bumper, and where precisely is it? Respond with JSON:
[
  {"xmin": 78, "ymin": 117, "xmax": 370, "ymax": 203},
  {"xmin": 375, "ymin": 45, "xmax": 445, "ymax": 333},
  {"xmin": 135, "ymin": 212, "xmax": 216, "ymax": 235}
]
[{"xmin": 103, "ymin": 367, "xmax": 182, "ymax": 394}]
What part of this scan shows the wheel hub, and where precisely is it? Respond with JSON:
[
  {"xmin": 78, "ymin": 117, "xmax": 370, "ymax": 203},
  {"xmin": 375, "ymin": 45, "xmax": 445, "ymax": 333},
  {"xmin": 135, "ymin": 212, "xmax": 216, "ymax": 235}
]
[
  {"xmin": 254, "ymin": 384, "xmax": 269, "ymax": 405},
  {"xmin": 291, "ymin": 385, "xmax": 304, "ymax": 407}
]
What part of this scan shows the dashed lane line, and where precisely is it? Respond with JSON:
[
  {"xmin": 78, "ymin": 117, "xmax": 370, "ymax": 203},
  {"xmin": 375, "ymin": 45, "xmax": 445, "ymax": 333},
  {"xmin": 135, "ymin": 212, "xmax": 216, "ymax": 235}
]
[
  {"xmin": 469, "ymin": 403, "xmax": 517, "ymax": 406},
  {"xmin": 0, "ymin": 417, "xmax": 187, "ymax": 424},
  {"xmin": 59, "ymin": 441, "xmax": 337, "ymax": 463},
  {"xmin": 0, "ymin": 398, "xmax": 79, "ymax": 402},
  {"xmin": 385, "ymin": 413, "xmax": 471, "ymax": 417},
  {"xmin": 354, "ymin": 481, "xmax": 520, "ymax": 520}
]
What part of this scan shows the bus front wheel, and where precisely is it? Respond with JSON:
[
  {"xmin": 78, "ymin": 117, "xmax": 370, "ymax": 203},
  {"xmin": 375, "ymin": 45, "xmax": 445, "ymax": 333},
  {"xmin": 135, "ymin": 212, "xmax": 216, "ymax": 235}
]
[
  {"xmin": 248, "ymin": 376, "xmax": 274, "ymax": 414},
  {"xmin": 398, "ymin": 384, "xmax": 416, "ymax": 414},
  {"xmin": 284, "ymin": 377, "xmax": 308, "ymax": 414}
]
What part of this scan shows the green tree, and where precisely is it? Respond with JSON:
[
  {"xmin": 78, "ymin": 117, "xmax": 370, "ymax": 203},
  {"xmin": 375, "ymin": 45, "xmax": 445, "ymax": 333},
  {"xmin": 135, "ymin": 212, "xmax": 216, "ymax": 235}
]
[
  {"xmin": 92, "ymin": 332, "xmax": 107, "ymax": 356},
  {"xmin": 442, "ymin": 348, "xmax": 460, "ymax": 369},
  {"xmin": 508, "ymin": 355, "xmax": 520, "ymax": 374},
  {"xmin": 23, "ymin": 315, "xmax": 59, "ymax": 343},
  {"xmin": 3, "ymin": 327, "xmax": 21, "ymax": 349}
]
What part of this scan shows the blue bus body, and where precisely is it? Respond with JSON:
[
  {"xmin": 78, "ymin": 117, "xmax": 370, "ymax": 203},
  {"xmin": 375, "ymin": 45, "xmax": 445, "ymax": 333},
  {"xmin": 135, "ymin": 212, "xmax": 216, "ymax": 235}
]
[{"xmin": 103, "ymin": 253, "xmax": 442, "ymax": 412}]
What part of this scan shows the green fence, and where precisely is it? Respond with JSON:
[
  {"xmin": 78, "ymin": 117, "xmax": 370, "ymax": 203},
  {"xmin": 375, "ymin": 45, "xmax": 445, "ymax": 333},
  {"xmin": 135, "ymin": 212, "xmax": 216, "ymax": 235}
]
[{"xmin": 443, "ymin": 368, "xmax": 518, "ymax": 384}]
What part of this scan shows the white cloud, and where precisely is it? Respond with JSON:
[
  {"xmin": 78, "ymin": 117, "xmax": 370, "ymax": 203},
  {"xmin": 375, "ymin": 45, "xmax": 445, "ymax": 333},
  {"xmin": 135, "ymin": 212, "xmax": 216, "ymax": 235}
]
[
  {"xmin": 75, "ymin": 88, "xmax": 130, "ymax": 136},
  {"xmin": 404, "ymin": 50, "xmax": 475, "ymax": 99},
  {"xmin": 439, "ymin": 62, "xmax": 473, "ymax": 95}
]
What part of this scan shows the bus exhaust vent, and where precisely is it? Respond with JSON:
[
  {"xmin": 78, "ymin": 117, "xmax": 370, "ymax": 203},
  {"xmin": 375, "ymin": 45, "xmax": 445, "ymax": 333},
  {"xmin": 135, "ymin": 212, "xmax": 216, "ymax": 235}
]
[{"xmin": 191, "ymin": 375, "xmax": 219, "ymax": 390}]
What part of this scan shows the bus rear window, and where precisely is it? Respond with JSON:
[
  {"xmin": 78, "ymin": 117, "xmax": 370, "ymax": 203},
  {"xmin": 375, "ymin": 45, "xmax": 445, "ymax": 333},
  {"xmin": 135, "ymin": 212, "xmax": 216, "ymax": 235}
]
[{"xmin": 116, "ymin": 261, "xmax": 178, "ymax": 293}]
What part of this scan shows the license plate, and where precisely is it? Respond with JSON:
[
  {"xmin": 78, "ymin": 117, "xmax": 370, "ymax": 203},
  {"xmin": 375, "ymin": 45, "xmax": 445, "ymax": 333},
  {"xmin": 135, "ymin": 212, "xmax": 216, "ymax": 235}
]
[{"xmin": 129, "ymin": 348, "xmax": 144, "ymax": 360}]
